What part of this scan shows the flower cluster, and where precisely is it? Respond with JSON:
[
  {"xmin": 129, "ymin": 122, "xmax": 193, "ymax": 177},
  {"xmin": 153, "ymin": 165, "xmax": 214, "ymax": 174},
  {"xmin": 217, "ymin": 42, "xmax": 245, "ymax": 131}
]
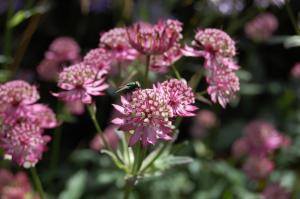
[
  {"xmin": 0, "ymin": 169, "xmax": 39, "ymax": 198},
  {"xmin": 232, "ymin": 120, "xmax": 290, "ymax": 180},
  {"xmin": 245, "ymin": 13, "xmax": 278, "ymax": 41},
  {"xmin": 0, "ymin": 80, "xmax": 57, "ymax": 168},
  {"xmin": 182, "ymin": 28, "xmax": 240, "ymax": 107},
  {"xmin": 112, "ymin": 79, "xmax": 196, "ymax": 146},
  {"xmin": 37, "ymin": 37, "xmax": 81, "ymax": 82},
  {"xmin": 262, "ymin": 183, "xmax": 290, "ymax": 199}
]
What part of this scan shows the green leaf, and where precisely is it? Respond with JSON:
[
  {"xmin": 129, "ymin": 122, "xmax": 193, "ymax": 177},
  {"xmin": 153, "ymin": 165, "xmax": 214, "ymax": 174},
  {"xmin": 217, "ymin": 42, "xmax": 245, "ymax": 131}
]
[
  {"xmin": 101, "ymin": 149, "xmax": 126, "ymax": 171},
  {"xmin": 58, "ymin": 170, "xmax": 88, "ymax": 199}
]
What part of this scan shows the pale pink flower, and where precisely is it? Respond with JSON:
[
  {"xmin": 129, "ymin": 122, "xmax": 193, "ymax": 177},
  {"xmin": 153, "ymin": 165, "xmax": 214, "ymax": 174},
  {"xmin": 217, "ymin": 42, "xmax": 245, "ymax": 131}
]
[
  {"xmin": 37, "ymin": 59, "xmax": 62, "ymax": 82},
  {"xmin": 90, "ymin": 125, "xmax": 119, "ymax": 151},
  {"xmin": 241, "ymin": 120, "xmax": 290, "ymax": 157},
  {"xmin": 45, "ymin": 37, "xmax": 80, "ymax": 62},
  {"xmin": 127, "ymin": 20, "xmax": 177, "ymax": 55},
  {"xmin": 0, "ymin": 170, "xmax": 39, "ymax": 199},
  {"xmin": 232, "ymin": 138, "xmax": 249, "ymax": 158},
  {"xmin": 243, "ymin": 156, "xmax": 274, "ymax": 180},
  {"xmin": 207, "ymin": 67, "xmax": 240, "ymax": 108},
  {"xmin": 190, "ymin": 110, "xmax": 217, "ymax": 138},
  {"xmin": 83, "ymin": 48, "xmax": 112, "ymax": 71},
  {"xmin": 161, "ymin": 79, "xmax": 197, "ymax": 117},
  {"xmin": 0, "ymin": 80, "xmax": 40, "ymax": 124},
  {"xmin": 53, "ymin": 63, "xmax": 108, "ymax": 104},
  {"xmin": 99, "ymin": 27, "xmax": 139, "ymax": 61},
  {"xmin": 65, "ymin": 100, "xmax": 85, "ymax": 115},
  {"xmin": 182, "ymin": 28, "xmax": 236, "ymax": 59},
  {"xmin": 112, "ymin": 87, "xmax": 174, "ymax": 146},
  {"xmin": 291, "ymin": 62, "xmax": 300, "ymax": 79},
  {"xmin": 245, "ymin": 13, "xmax": 278, "ymax": 41},
  {"xmin": 0, "ymin": 122, "xmax": 51, "ymax": 168},
  {"xmin": 262, "ymin": 183, "xmax": 290, "ymax": 199},
  {"xmin": 24, "ymin": 104, "xmax": 58, "ymax": 129}
]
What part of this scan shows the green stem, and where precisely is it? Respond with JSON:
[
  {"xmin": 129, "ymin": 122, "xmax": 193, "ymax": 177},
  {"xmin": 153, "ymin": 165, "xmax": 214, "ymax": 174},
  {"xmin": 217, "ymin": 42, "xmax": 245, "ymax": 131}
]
[
  {"xmin": 123, "ymin": 184, "xmax": 132, "ymax": 199},
  {"xmin": 171, "ymin": 64, "xmax": 181, "ymax": 79},
  {"xmin": 30, "ymin": 167, "xmax": 46, "ymax": 199},
  {"xmin": 286, "ymin": 0, "xmax": 300, "ymax": 35},
  {"xmin": 50, "ymin": 126, "xmax": 61, "ymax": 169},
  {"xmin": 86, "ymin": 105, "xmax": 110, "ymax": 150},
  {"xmin": 140, "ymin": 144, "xmax": 167, "ymax": 174},
  {"xmin": 144, "ymin": 55, "xmax": 151, "ymax": 87}
]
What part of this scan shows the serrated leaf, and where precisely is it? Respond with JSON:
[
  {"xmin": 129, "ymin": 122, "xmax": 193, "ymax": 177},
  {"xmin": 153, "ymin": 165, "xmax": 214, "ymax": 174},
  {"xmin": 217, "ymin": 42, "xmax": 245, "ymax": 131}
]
[{"xmin": 58, "ymin": 170, "xmax": 88, "ymax": 199}]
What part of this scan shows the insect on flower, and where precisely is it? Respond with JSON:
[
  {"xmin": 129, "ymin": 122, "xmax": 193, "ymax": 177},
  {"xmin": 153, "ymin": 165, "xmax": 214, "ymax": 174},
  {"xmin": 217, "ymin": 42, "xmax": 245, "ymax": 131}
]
[{"xmin": 115, "ymin": 81, "xmax": 141, "ymax": 93}]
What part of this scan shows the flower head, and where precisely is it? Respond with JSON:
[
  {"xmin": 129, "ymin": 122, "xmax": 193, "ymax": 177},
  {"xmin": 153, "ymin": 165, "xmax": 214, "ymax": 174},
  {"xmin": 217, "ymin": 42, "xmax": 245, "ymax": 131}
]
[
  {"xmin": 262, "ymin": 183, "xmax": 290, "ymax": 199},
  {"xmin": 0, "ymin": 122, "xmax": 51, "ymax": 168},
  {"xmin": 243, "ymin": 156, "xmax": 274, "ymax": 180},
  {"xmin": 127, "ymin": 20, "xmax": 177, "ymax": 55},
  {"xmin": 53, "ymin": 63, "xmax": 108, "ymax": 104},
  {"xmin": 291, "ymin": 62, "xmax": 300, "ymax": 79},
  {"xmin": 161, "ymin": 79, "xmax": 197, "ymax": 116},
  {"xmin": 83, "ymin": 48, "xmax": 112, "ymax": 71},
  {"xmin": 207, "ymin": 67, "xmax": 240, "ymax": 108},
  {"xmin": 112, "ymin": 87, "xmax": 174, "ymax": 146},
  {"xmin": 0, "ymin": 80, "xmax": 40, "ymax": 124},
  {"xmin": 245, "ymin": 13, "xmax": 278, "ymax": 41},
  {"xmin": 37, "ymin": 59, "xmax": 62, "ymax": 82},
  {"xmin": 45, "ymin": 37, "xmax": 80, "ymax": 62},
  {"xmin": 65, "ymin": 100, "xmax": 85, "ymax": 115},
  {"xmin": 99, "ymin": 27, "xmax": 139, "ymax": 61}
]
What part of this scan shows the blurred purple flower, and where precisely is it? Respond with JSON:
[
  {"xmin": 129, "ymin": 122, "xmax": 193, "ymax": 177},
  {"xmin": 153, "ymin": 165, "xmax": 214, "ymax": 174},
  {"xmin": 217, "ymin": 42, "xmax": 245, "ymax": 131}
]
[
  {"xmin": 262, "ymin": 183, "xmax": 291, "ymax": 199},
  {"xmin": 207, "ymin": 0, "xmax": 245, "ymax": 15},
  {"xmin": 255, "ymin": 0, "xmax": 285, "ymax": 8},
  {"xmin": 90, "ymin": 125, "xmax": 119, "ymax": 151},
  {"xmin": 291, "ymin": 62, "xmax": 300, "ymax": 79},
  {"xmin": 0, "ymin": 0, "xmax": 23, "ymax": 14},
  {"xmin": 190, "ymin": 110, "xmax": 217, "ymax": 138},
  {"xmin": 243, "ymin": 156, "xmax": 274, "ymax": 180}
]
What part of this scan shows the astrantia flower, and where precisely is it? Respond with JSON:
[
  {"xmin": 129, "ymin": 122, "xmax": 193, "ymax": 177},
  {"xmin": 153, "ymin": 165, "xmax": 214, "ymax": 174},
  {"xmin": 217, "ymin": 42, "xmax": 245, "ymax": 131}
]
[
  {"xmin": 262, "ymin": 183, "xmax": 290, "ymax": 199},
  {"xmin": 0, "ymin": 80, "xmax": 40, "ymax": 124},
  {"xmin": 190, "ymin": 110, "xmax": 217, "ymax": 138},
  {"xmin": 53, "ymin": 63, "xmax": 108, "ymax": 104},
  {"xmin": 83, "ymin": 48, "xmax": 112, "ymax": 71},
  {"xmin": 90, "ymin": 125, "xmax": 119, "ymax": 151},
  {"xmin": 45, "ymin": 37, "xmax": 80, "ymax": 62},
  {"xmin": 112, "ymin": 87, "xmax": 174, "ymax": 146},
  {"xmin": 161, "ymin": 79, "xmax": 197, "ymax": 116},
  {"xmin": 290, "ymin": 62, "xmax": 300, "ymax": 79},
  {"xmin": 99, "ymin": 27, "xmax": 139, "ymax": 61},
  {"xmin": 0, "ymin": 122, "xmax": 51, "ymax": 168},
  {"xmin": 65, "ymin": 100, "xmax": 85, "ymax": 115},
  {"xmin": 37, "ymin": 59, "xmax": 61, "ymax": 82},
  {"xmin": 243, "ymin": 156, "xmax": 274, "ymax": 180},
  {"xmin": 24, "ymin": 104, "xmax": 58, "ymax": 129},
  {"xmin": 207, "ymin": 67, "xmax": 240, "ymax": 108},
  {"xmin": 245, "ymin": 13, "xmax": 278, "ymax": 41},
  {"xmin": 241, "ymin": 120, "xmax": 290, "ymax": 157},
  {"xmin": 127, "ymin": 21, "xmax": 177, "ymax": 55}
]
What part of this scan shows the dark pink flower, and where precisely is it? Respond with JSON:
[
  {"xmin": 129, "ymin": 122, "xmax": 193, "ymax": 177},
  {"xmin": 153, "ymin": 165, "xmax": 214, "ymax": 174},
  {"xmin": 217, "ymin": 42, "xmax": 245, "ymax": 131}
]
[
  {"xmin": 161, "ymin": 79, "xmax": 197, "ymax": 116},
  {"xmin": 53, "ymin": 63, "xmax": 108, "ymax": 104},
  {"xmin": 245, "ymin": 13, "xmax": 278, "ymax": 41},
  {"xmin": 207, "ymin": 67, "xmax": 240, "ymax": 108},
  {"xmin": 243, "ymin": 156, "xmax": 274, "ymax": 180},
  {"xmin": 90, "ymin": 125, "xmax": 119, "ymax": 151},
  {"xmin": 262, "ymin": 183, "xmax": 291, "ymax": 199},
  {"xmin": 83, "ymin": 48, "xmax": 112, "ymax": 71},
  {"xmin": 112, "ymin": 87, "xmax": 174, "ymax": 146},
  {"xmin": 45, "ymin": 37, "xmax": 80, "ymax": 62},
  {"xmin": 127, "ymin": 20, "xmax": 177, "ymax": 55},
  {"xmin": 0, "ymin": 80, "xmax": 40, "ymax": 124},
  {"xmin": 0, "ymin": 122, "xmax": 51, "ymax": 168},
  {"xmin": 99, "ymin": 27, "xmax": 139, "ymax": 61},
  {"xmin": 291, "ymin": 62, "xmax": 300, "ymax": 79}
]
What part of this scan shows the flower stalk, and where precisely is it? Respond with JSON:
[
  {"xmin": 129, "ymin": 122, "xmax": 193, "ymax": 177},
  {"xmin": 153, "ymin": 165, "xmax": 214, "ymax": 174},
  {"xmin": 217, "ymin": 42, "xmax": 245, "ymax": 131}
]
[{"xmin": 30, "ymin": 167, "xmax": 46, "ymax": 199}]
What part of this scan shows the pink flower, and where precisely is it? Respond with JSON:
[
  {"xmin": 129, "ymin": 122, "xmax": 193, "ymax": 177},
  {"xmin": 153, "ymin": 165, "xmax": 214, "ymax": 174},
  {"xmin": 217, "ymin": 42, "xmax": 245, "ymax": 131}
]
[
  {"xmin": 207, "ymin": 67, "xmax": 240, "ymax": 108},
  {"xmin": 65, "ymin": 100, "xmax": 85, "ymax": 115},
  {"xmin": 0, "ymin": 170, "xmax": 39, "ymax": 199},
  {"xmin": 0, "ymin": 122, "xmax": 51, "ymax": 168},
  {"xmin": 112, "ymin": 87, "xmax": 174, "ymax": 146},
  {"xmin": 161, "ymin": 79, "xmax": 197, "ymax": 116},
  {"xmin": 99, "ymin": 27, "xmax": 139, "ymax": 61},
  {"xmin": 83, "ymin": 48, "xmax": 112, "ymax": 71},
  {"xmin": 232, "ymin": 138, "xmax": 249, "ymax": 158},
  {"xmin": 24, "ymin": 104, "xmax": 58, "ymax": 129},
  {"xmin": 90, "ymin": 125, "xmax": 119, "ymax": 151},
  {"xmin": 243, "ymin": 156, "xmax": 274, "ymax": 180},
  {"xmin": 291, "ymin": 62, "xmax": 300, "ymax": 79},
  {"xmin": 241, "ymin": 120, "xmax": 290, "ymax": 157},
  {"xmin": 182, "ymin": 28, "xmax": 236, "ymax": 59},
  {"xmin": 127, "ymin": 20, "xmax": 177, "ymax": 55},
  {"xmin": 45, "ymin": 37, "xmax": 80, "ymax": 62},
  {"xmin": 53, "ymin": 63, "xmax": 109, "ymax": 104},
  {"xmin": 0, "ymin": 80, "xmax": 40, "ymax": 124},
  {"xmin": 37, "ymin": 59, "xmax": 62, "ymax": 82},
  {"xmin": 245, "ymin": 13, "xmax": 278, "ymax": 41},
  {"xmin": 262, "ymin": 183, "xmax": 290, "ymax": 199}
]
